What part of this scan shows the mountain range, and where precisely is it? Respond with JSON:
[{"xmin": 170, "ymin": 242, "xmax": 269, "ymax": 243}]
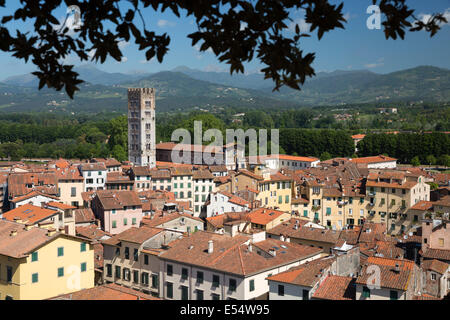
[{"xmin": 0, "ymin": 65, "xmax": 449, "ymax": 114}]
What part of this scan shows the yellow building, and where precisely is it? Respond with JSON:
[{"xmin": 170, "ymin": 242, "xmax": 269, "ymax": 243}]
[
  {"xmin": 365, "ymin": 171, "xmax": 430, "ymax": 234},
  {"xmin": 257, "ymin": 172, "xmax": 293, "ymax": 212},
  {"xmin": 0, "ymin": 220, "xmax": 94, "ymax": 300}
]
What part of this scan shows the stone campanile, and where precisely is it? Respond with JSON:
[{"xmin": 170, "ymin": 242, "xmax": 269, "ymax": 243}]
[{"xmin": 128, "ymin": 88, "xmax": 156, "ymax": 168}]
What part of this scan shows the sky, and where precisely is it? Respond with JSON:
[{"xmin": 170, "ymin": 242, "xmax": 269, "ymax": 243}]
[{"xmin": 0, "ymin": 0, "xmax": 449, "ymax": 80}]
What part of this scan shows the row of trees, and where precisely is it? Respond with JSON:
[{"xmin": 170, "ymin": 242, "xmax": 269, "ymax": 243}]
[{"xmin": 357, "ymin": 133, "xmax": 450, "ymax": 165}]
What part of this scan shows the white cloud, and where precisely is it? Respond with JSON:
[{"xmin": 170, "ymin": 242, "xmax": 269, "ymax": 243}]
[
  {"xmin": 365, "ymin": 58, "xmax": 384, "ymax": 69},
  {"xmin": 203, "ymin": 64, "xmax": 226, "ymax": 73},
  {"xmin": 157, "ymin": 19, "xmax": 176, "ymax": 28},
  {"xmin": 118, "ymin": 41, "xmax": 129, "ymax": 50},
  {"xmin": 288, "ymin": 18, "xmax": 311, "ymax": 33},
  {"xmin": 416, "ymin": 8, "xmax": 450, "ymax": 27},
  {"xmin": 140, "ymin": 58, "xmax": 154, "ymax": 64}
]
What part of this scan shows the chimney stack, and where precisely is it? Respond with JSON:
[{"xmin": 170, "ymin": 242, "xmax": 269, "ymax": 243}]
[
  {"xmin": 208, "ymin": 240, "xmax": 213, "ymax": 254},
  {"xmin": 10, "ymin": 229, "xmax": 17, "ymax": 237},
  {"xmin": 394, "ymin": 263, "xmax": 400, "ymax": 272}
]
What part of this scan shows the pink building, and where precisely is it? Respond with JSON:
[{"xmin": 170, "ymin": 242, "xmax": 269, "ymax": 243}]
[
  {"xmin": 92, "ymin": 190, "xmax": 143, "ymax": 234},
  {"xmin": 421, "ymin": 219, "xmax": 450, "ymax": 263}
]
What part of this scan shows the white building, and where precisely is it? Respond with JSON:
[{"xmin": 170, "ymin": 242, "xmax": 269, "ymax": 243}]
[
  {"xmin": 80, "ymin": 163, "xmax": 107, "ymax": 192},
  {"xmin": 351, "ymin": 155, "xmax": 397, "ymax": 169},
  {"xmin": 128, "ymin": 88, "xmax": 156, "ymax": 168},
  {"xmin": 249, "ymin": 154, "xmax": 320, "ymax": 171},
  {"xmin": 206, "ymin": 191, "xmax": 250, "ymax": 218}
]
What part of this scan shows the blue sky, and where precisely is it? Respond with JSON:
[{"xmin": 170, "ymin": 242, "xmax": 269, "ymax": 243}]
[{"xmin": 0, "ymin": 0, "xmax": 449, "ymax": 80}]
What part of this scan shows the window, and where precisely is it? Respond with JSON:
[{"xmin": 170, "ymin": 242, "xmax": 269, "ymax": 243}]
[
  {"xmin": 106, "ymin": 264, "xmax": 112, "ymax": 277},
  {"xmin": 439, "ymin": 238, "xmax": 444, "ymax": 247},
  {"xmin": 124, "ymin": 247, "xmax": 129, "ymax": 259},
  {"xmin": 212, "ymin": 274, "xmax": 220, "ymax": 287},
  {"xmin": 80, "ymin": 242, "xmax": 86, "ymax": 252},
  {"xmin": 123, "ymin": 268, "xmax": 130, "ymax": 281},
  {"xmin": 123, "ymin": 218, "xmax": 128, "ymax": 226},
  {"xmin": 362, "ymin": 286, "xmax": 370, "ymax": 298},
  {"xmin": 71, "ymin": 187, "xmax": 76, "ymax": 197},
  {"xmin": 152, "ymin": 274, "xmax": 159, "ymax": 289},
  {"xmin": 181, "ymin": 268, "xmax": 188, "ymax": 280},
  {"xmin": 326, "ymin": 207, "xmax": 331, "ymax": 215},
  {"xmin": 278, "ymin": 196, "xmax": 282, "ymax": 204},
  {"xmin": 31, "ymin": 252, "xmax": 38, "ymax": 262},
  {"xmin": 302, "ymin": 289, "xmax": 309, "ymax": 300},
  {"xmin": 229, "ymin": 278, "xmax": 237, "ymax": 292},
  {"xmin": 181, "ymin": 286, "xmax": 189, "ymax": 300},
  {"xmin": 390, "ymin": 290, "xmax": 398, "ymax": 300},
  {"xmin": 57, "ymin": 267, "xmax": 64, "ymax": 277},
  {"xmin": 141, "ymin": 272, "xmax": 149, "ymax": 286},
  {"xmin": 32, "ymin": 273, "xmax": 38, "ymax": 283},
  {"xmin": 57, "ymin": 247, "xmax": 64, "ymax": 257},
  {"xmin": 285, "ymin": 195, "xmax": 289, "ymax": 203},
  {"xmin": 134, "ymin": 249, "xmax": 139, "ymax": 261},
  {"xmin": 167, "ymin": 264, "xmax": 173, "ymax": 276},
  {"xmin": 166, "ymin": 282, "xmax": 173, "ymax": 299},
  {"xmin": 431, "ymin": 273, "xmax": 436, "ymax": 281},
  {"xmin": 132, "ymin": 218, "xmax": 137, "ymax": 225},
  {"xmin": 197, "ymin": 271, "xmax": 204, "ymax": 284},
  {"xmin": 249, "ymin": 279, "xmax": 255, "ymax": 292},
  {"xmin": 112, "ymin": 220, "xmax": 117, "ymax": 228},
  {"xmin": 212, "ymin": 294, "xmax": 220, "ymax": 300},
  {"xmin": 278, "ymin": 284, "xmax": 284, "ymax": 296},
  {"xmin": 81, "ymin": 262, "xmax": 87, "ymax": 272},
  {"xmin": 196, "ymin": 289, "xmax": 204, "ymax": 300},
  {"xmin": 133, "ymin": 270, "xmax": 139, "ymax": 283},
  {"xmin": 144, "ymin": 254, "xmax": 149, "ymax": 265}
]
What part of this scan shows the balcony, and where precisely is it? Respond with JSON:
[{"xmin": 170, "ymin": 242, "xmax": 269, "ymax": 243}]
[
  {"xmin": 368, "ymin": 191, "xmax": 376, "ymax": 196},
  {"xmin": 337, "ymin": 201, "xmax": 347, "ymax": 206},
  {"xmin": 368, "ymin": 202, "xmax": 375, "ymax": 207}
]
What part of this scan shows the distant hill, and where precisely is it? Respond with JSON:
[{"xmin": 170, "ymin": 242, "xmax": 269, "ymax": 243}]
[
  {"xmin": 0, "ymin": 65, "xmax": 449, "ymax": 113},
  {"xmin": 272, "ymin": 66, "xmax": 450, "ymax": 105}
]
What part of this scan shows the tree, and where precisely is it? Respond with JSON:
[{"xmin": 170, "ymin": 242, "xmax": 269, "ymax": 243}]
[
  {"xmin": 425, "ymin": 155, "xmax": 436, "ymax": 166},
  {"xmin": 111, "ymin": 145, "xmax": 127, "ymax": 162},
  {"xmin": 320, "ymin": 152, "xmax": 332, "ymax": 161},
  {"xmin": 438, "ymin": 154, "xmax": 450, "ymax": 167},
  {"xmin": 0, "ymin": 1, "xmax": 446, "ymax": 97},
  {"xmin": 411, "ymin": 156, "xmax": 420, "ymax": 167}
]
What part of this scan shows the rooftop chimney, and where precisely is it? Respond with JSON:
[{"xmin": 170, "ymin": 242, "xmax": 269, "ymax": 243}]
[
  {"xmin": 248, "ymin": 243, "xmax": 253, "ymax": 252},
  {"xmin": 10, "ymin": 229, "xmax": 17, "ymax": 237},
  {"xmin": 394, "ymin": 263, "xmax": 400, "ymax": 272},
  {"xmin": 208, "ymin": 240, "xmax": 213, "ymax": 254}
]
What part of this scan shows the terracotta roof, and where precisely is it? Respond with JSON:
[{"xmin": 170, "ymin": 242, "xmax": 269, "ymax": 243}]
[
  {"xmin": 421, "ymin": 248, "xmax": 450, "ymax": 261},
  {"xmin": 247, "ymin": 208, "xmax": 286, "ymax": 226},
  {"xmin": 421, "ymin": 259, "xmax": 449, "ymax": 274},
  {"xmin": 0, "ymin": 220, "xmax": 60, "ymax": 258},
  {"xmin": 95, "ymin": 190, "xmax": 142, "ymax": 210},
  {"xmin": 410, "ymin": 201, "xmax": 434, "ymax": 211},
  {"xmin": 141, "ymin": 211, "xmax": 203, "ymax": 228},
  {"xmin": 47, "ymin": 201, "xmax": 76, "ymax": 210},
  {"xmin": 192, "ymin": 169, "xmax": 214, "ymax": 180},
  {"xmin": 267, "ymin": 219, "xmax": 341, "ymax": 244},
  {"xmin": 76, "ymin": 225, "xmax": 110, "ymax": 241},
  {"xmin": 267, "ymin": 154, "xmax": 319, "ymax": 162},
  {"xmin": 351, "ymin": 155, "xmax": 397, "ymax": 164},
  {"xmin": 7, "ymin": 172, "xmax": 58, "ymax": 198},
  {"xmin": 312, "ymin": 275, "xmax": 356, "ymax": 300},
  {"xmin": 102, "ymin": 226, "xmax": 163, "ymax": 246},
  {"xmin": 159, "ymin": 231, "xmax": 322, "ymax": 276},
  {"xmin": 351, "ymin": 134, "xmax": 366, "ymax": 140},
  {"xmin": 10, "ymin": 190, "xmax": 60, "ymax": 203},
  {"xmin": 3, "ymin": 203, "xmax": 58, "ymax": 225},
  {"xmin": 356, "ymin": 257, "xmax": 414, "ymax": 291},
  {"xmin": 237, "ymin": 169, "xmax": 264, "ymax": 181},
  {"xmin": 106, "ymin": 172, "xmax": 132, "ymax": 183},
  {"xmin": 56, "ymin": 166, "xmax": 83, "ymax": 181},
  {"xmin": 266, "ymin": 256, "xmax": 335, "ymax": 287},
  {"xmin": 50, "ymin": 283, "xmax": 159, "ymax": 300},
  {"xmin": 206, "ymin": 212, "xmax": 248, "ymax": 229},
  {"xmin": 80, "ymin": 163, "xmax": 106, "ymax": 171}
]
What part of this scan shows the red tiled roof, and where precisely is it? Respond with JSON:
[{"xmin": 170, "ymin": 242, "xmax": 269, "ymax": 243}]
[
  {"xmin": 351, "ymin": 155, "xmax": 397, "ymax": 164},
  {"xmin": 422, "ymin": 259, "xmax": 449, "ymax": 274},
  {"xmin": 50, "ymin": 283, "xmax": 159, "ymax": 300},
  {"xmin": 3, "ymin": 203, "xmax": 58, "ymax": 225},
  {"xmin": 247, "ymin": 208, "xmax": 286, "ymax": 225},
  {"xmin": 312, "ymin": 275, "xmax": 356, "ymax": 300}
]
